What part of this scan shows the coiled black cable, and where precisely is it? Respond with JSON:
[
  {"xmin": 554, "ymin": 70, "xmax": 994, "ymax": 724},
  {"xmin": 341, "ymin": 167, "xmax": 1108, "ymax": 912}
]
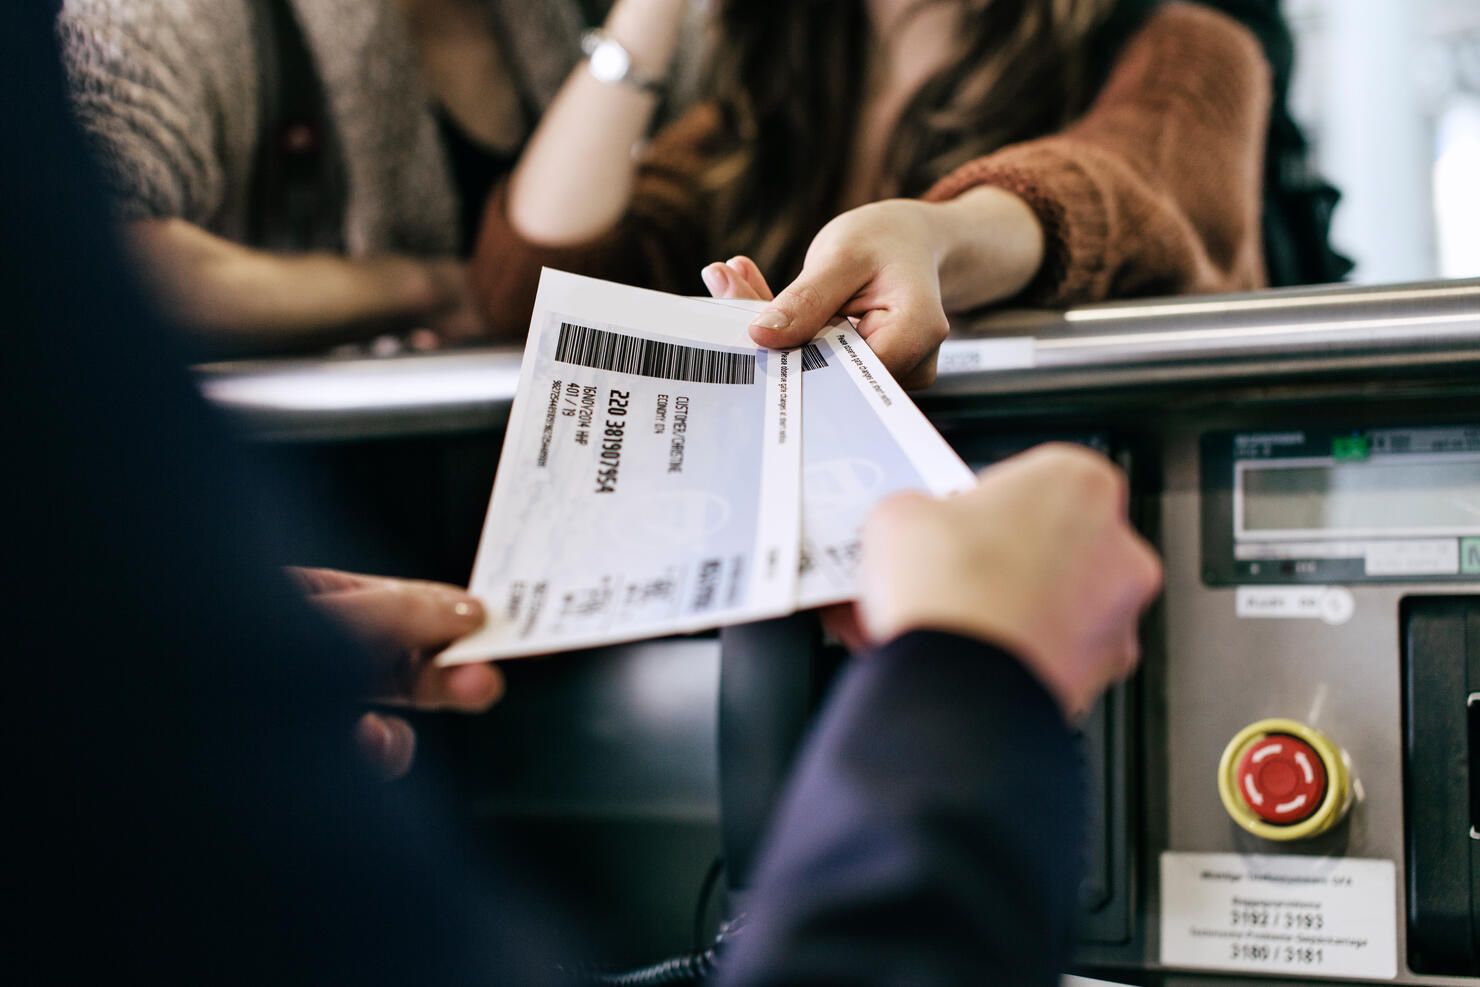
[{"xmin": 560, "ymin": 917, "xmax": 743, "ymax": 986}]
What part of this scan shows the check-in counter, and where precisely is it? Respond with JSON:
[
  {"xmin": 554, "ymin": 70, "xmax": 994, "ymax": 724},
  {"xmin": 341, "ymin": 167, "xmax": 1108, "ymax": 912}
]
[
  {"xmin": 199, "ymin": 278, "xmax": 1480, "ymax": 440},
  {"xmin": 201, "ymin": 279, "xmax": 1480, "ymax": 982}
]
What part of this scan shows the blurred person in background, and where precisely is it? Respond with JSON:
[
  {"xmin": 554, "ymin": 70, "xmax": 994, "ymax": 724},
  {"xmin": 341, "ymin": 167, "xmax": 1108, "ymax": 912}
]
[
  {"xmin": 475, "ymin": 0, "xmax": 1281, "ymax": 386},
  {"xmin": 56, "ymin": 0, "xmax": 699, "ymax": 355}
]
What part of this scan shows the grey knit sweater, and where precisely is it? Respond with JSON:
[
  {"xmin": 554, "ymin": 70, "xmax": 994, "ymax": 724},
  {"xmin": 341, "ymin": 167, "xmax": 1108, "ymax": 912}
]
[{"xmin": 56, "ymin": 0, "xmax": 595, "ymax": 257}]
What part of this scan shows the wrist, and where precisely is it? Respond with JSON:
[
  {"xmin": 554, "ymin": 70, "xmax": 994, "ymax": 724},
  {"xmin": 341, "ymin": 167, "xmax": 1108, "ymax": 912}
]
[
  {"xmin": 880, "ymin": 613, "xmax": 1083, "ymax": 718},
  {"xmin": 370, "ymin": 256, "xmax": 458, "ymax": 318},
  {"xmin": 878, "ymin": 626, "xmax": 1081, "ymax": 720},
  {"xmin": 928, "ymin": 186, "xmax": 1044, "ymax": 311},
  {"xmin": 417, "ymin": 258, "xmax": 470, "ymax": 315},
  {"xmin": 582, "ymin": 31, "xmax": 665, "ymax": 95},
  {"xmin": 865, "ymin": 565, "xmax": 1081, "ymax": 718},
  {"xmin": 602, "ymin": 0, "xmax": 689, "ymax": 80}
]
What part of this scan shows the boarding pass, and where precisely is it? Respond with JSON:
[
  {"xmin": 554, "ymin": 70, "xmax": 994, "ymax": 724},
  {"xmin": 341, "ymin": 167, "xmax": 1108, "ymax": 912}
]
[
  {"xmin": 693, "ymin": 295, "xmax": 975, "ymax": 607},
  {"xmin": 439, "ymin": 270, "xmax": 971, "ymax": 664}
]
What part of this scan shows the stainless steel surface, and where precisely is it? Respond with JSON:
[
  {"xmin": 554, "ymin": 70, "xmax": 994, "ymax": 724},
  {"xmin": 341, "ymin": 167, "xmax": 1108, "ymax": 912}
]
[
  {"xmin": 197, "ymin": 278, "xmax": 1480, "ymax": 439},
  {"xmin": 939, "ymin": 277, "xmax": 1480, "ymax": 396},
  {"xmin": 197, "ymin": 348, "xmax": 523, "ymax": 441}
]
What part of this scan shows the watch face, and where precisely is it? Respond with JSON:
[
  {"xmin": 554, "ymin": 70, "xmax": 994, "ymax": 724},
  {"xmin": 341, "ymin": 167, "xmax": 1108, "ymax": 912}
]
[{"xmin": 589, "ymin": 41, "xmax": 630, "ymax": 83}]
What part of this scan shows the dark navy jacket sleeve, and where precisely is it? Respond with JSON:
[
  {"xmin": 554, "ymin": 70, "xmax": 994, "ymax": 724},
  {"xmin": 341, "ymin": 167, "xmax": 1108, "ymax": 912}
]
[
  {"xmin": 7, "ymin": 9, "xmax": 562, "ymax": 982},
  {"xmin": 717, "ymin": 630, "xmax": 1084, "ymax": 987}
]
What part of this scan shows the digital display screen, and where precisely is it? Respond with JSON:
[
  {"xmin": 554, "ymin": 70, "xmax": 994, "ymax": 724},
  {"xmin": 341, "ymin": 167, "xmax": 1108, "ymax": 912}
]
[{"xmin": 1239, "ymin": 458, "xmax": 1480, "ymax": 537}]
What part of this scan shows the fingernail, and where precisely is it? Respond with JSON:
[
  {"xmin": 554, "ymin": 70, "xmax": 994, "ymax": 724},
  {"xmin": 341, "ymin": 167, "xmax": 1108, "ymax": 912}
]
[
  {"xmin": 453, "ymin": 598, "xmax": 483, "ymax": 621},
  {"xmin": 700, "ymin": 264, "xmax": 727, "ymax": 296},
  {"xmin": 751, "ymin": 308, "xmax": 790, "ymax": 331}
]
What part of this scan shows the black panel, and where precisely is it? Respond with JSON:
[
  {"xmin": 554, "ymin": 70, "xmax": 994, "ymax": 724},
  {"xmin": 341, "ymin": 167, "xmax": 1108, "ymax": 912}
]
[
  {"xmin": 1402, "ymin": 595, "xmax": 1480, "ymax": 975},
  {"xmin": 1078, "ymin": 681, "xmax": 1134, "ymax": 944}
]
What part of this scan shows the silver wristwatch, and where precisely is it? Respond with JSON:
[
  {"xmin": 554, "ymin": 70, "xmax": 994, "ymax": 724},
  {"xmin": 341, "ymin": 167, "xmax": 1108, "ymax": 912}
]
[{"xmin": 580, "ymin": 30, "xmax": 665, "ymax": 95}]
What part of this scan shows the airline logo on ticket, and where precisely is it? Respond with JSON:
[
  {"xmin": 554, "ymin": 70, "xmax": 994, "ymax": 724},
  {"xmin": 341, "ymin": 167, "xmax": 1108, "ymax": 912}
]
[{"xmin": 440, "ymin": 270, "xmax": 800, "ymax": 663}]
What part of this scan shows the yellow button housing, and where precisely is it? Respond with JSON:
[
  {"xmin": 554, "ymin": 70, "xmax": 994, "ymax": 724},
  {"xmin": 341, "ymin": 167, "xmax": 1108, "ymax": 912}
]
[{"xmin": 1217, "ymin": 718, "xmax": 1353, "ymax": 841}]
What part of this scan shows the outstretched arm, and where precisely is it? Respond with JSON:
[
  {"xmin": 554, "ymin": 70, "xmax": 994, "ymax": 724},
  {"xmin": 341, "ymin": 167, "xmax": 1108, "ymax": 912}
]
[
  {"xmin": 474, "ymin": 105, "xmax": 725, "ymax": 337},
  {"xmin": 129, "ymin": 219, "xmax": 480, "ymax": 355},
  {"xmin": 738, "ymin": 2, "xmax": 1269, "ymax": 384},
  {"xmin": 59, "ymin": 1, "xmax": 482, "ymax": 353},
  {"xmin": 503, "ymin": 0, "xmax": 692, "ymax": 246},
  {"xmin": 472, "ymin": 0, "xmax": 719, "ymax": 338},
  {"xmin": 922, "ymin": 1, "xmax": 1271, "ymax": 304},
  {"xmin": 717, "ymin": 631, "xmax": 1083, "ymax": 986},
  {"xmin": 719, "ymin": 446, "xmax": 1162, "ymax": 985}
]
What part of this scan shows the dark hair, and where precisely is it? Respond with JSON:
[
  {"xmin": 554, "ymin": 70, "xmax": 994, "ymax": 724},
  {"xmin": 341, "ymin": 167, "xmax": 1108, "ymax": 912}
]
[{"xmin": 703, "ymin": 0, "xmax": 1118, "ymax": 278}]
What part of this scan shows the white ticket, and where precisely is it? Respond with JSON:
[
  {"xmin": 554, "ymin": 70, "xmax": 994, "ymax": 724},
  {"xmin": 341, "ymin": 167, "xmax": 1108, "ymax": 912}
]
[
  {"xmin": 692, "ymin": 297, "xmax": 975, "ymax": 607},
  {"xmin": 439, "ymin": 271, "xmax": 801, "ymax": 663},
  {"xmin": 792, "ymin": 322, "xmax": 975, "ymax": 606}
]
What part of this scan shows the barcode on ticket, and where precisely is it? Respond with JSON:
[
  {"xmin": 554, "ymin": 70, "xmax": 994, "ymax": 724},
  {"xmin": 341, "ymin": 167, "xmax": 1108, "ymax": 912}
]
[
  {"xmin": 555, "ymin": 322, "xmax": 756, "ymax": 385},
  {"xmin": 800, "ymin": 343, "xmax": 828, "ymax": 372}
]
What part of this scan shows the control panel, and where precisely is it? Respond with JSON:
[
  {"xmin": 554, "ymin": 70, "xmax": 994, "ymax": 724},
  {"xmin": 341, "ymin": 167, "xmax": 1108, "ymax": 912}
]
[
  {"xmin": 1071, "ymin": 411, "xmax": 1480, "ymax": 985},
  {"xmin": 928, "ymin": 412, "xmax": 1480, "ymax": 984}
]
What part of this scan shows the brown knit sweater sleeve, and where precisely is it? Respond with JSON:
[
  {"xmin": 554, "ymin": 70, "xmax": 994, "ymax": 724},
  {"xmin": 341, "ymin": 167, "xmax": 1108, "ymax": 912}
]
[
  {"xmin": 924, "ymin": 2, "xmax": 1271, "ymax": 306},
  {"xmin": 471, "ymin": 104, "xmax": 725, "ymax": 339}
]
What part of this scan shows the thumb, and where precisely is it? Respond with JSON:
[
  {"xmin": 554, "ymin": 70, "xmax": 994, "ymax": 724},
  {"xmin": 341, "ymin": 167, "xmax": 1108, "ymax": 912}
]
[{"xmin": 748, "ymin": 264, "xmax": 861, "ymax": 349}]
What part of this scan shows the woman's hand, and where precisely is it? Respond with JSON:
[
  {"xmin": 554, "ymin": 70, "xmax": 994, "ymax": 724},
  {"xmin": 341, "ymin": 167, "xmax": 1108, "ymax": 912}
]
[
  {"xmin": 745, "ymin": 201, "xmax": 947, "ymax": 388},
  {"xmin": 291, "ymin": 567, "xmax": 503, "ymax": 779},
  {"xmin": 742, "ymin": 188, "xmax": 1044, "ymax": 388},
  {"xmin": 699, "ymin": 254, "xmax": 870, "ymax": 648},
  {"xmin": 420, "ymin": 258, "xmax": 488, "ymax": 346}
]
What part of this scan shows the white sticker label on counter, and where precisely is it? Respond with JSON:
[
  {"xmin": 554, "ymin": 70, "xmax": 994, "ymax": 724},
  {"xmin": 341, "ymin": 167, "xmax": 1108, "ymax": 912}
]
[
  {"xmin": 1235, "ymin": 586, "xmax": 1355, "ymax": 625},
  {"xmin": 1364, "ymin": 539, "xmax": 1459, "ymax": 576},
  {"xmin": 935, "ymin": 337, "xmax": 1036, "ymax": 374},
  {"xmin": 1160, "ymin": 852, "xmax": 1396, "ymax": 980}
]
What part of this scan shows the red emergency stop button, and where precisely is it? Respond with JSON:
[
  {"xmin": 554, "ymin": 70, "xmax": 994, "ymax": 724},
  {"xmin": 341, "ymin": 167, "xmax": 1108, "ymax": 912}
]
[
  {"xmin": 1219, "ymin": 719, "xmax": 1353, "ymax": 840},
  {"xmin": 1235, "ymin": 734, "xmax": 1326, "ymax": 824}
]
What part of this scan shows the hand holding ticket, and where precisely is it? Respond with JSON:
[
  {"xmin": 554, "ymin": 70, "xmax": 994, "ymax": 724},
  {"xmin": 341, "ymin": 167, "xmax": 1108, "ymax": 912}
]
[{"xmin": 439, "ymin": 270, "xmax": 971, "ymax": 664}]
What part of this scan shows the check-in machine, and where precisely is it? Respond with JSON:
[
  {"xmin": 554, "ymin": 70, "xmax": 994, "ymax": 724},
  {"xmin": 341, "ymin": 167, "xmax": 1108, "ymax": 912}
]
[{"xmin": 202, "ymin": 277, "xmax": 1480, "ymax": 983}]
